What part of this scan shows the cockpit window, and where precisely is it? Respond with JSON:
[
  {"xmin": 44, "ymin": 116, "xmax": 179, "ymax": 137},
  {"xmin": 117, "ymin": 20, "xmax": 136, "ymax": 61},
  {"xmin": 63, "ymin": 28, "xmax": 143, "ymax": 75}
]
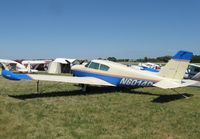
[
  {"xmin": 88, "ymin": 62, "xmax": 100, "ymax": 69},
  {"xmin": 100, "ymin": 64, "xmax": 110, "ymax": 71},
  {"xmin": 85, "ymin": 62, "xmax": 109, "ymax": 71}
]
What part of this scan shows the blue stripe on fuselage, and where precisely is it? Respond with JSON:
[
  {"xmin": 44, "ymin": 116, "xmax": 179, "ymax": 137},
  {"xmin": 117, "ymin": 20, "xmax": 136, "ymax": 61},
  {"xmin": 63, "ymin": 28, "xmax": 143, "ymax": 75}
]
[
  {"xmin": 72, "ymin": 70, "xmax": 121, "ymax": 86},
  {"xmin": 72, "ymin": 70, "xmax": 155, "ymax": 87}
]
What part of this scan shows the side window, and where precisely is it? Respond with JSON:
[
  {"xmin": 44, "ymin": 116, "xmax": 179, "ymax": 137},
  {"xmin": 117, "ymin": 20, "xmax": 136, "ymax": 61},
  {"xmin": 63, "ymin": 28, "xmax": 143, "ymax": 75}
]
[
  {"xmin": 100, "ymin": 64, "xmax": 109, "ymax": 71},
  {"xmin": 89, "ymin": 62, "xmax": 100, "ymax": 69}
]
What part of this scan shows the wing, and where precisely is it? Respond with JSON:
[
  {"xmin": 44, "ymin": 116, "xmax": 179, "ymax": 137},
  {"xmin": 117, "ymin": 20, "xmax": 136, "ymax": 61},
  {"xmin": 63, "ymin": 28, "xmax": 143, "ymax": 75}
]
[
  {"xmin": 153, "ymin": 79, "xmax": 200, "ymax": 89},
  {"xmin": 1, "ymin": 70, "xmax": 115, "ymax": 87}
]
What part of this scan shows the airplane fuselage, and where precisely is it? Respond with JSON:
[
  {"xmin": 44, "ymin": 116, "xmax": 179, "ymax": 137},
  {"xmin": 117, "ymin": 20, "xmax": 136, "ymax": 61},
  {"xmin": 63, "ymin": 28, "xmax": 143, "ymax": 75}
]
[{"xmin": 71, "ymin": 60, "xmax": 163, "ymax": 87}]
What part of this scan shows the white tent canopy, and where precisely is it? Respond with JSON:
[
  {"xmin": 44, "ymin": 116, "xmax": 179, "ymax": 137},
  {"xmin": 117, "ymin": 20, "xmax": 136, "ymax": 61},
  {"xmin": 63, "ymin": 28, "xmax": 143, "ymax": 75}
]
[
  {"xmin": 48, "ymin": 62, "xmax": 62, "ymax": 74},
  {"xmin": 48, "ymin": 58, "xmax": 77, "ymax": 74}
]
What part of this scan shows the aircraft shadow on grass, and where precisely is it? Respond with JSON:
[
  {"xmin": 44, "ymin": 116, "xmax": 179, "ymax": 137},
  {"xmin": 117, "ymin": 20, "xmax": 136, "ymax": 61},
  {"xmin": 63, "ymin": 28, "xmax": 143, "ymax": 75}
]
[{"xmin": 8, "ymin": 86, "xmax": 193, "ymax": 103}]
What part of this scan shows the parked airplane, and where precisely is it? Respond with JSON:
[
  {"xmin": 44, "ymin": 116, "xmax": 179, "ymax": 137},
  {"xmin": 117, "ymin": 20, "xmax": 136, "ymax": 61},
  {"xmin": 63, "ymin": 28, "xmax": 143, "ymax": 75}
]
[
  {"xmin": 1, "ymin": 51, "xmax": 199, "ymax": 93},
  {"xmin": 0, "ymin": 59, "xmax": 28, "ymax": 73},
  {"xmin": 131, "ymin": 63, "xmax": 160, "ymax": 73},
  {"xmin": 21, "ymin": 60, "xmax": 52, "ymax": 73},
  {"xmin": 138, "ymin": 62, "xmax": 161, "ymax": 72}
]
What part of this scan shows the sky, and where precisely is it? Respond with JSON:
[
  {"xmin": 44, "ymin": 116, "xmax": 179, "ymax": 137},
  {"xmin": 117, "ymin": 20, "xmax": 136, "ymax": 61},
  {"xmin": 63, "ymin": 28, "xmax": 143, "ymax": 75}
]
[{"xmin": 0, "ymin": 0, "xmax": 200, "ymax": 59}]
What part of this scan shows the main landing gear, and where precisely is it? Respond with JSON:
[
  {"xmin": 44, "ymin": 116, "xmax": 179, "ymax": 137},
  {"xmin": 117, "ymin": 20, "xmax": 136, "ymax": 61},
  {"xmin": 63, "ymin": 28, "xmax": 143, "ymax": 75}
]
[
  {"xmin": 36, "ymin": 80, "xmax": 40, "ymax": 93},
  {"xmin": 81, "ymin": 84, "xmax": 87, "ymax": 92}
]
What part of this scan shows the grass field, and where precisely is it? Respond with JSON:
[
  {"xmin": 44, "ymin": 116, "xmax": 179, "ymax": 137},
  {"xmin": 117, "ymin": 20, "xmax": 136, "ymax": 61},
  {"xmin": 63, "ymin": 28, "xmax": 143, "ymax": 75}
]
[{"xmin": 0, "ymin": 76, "xmax": 200, "ymax": 139}]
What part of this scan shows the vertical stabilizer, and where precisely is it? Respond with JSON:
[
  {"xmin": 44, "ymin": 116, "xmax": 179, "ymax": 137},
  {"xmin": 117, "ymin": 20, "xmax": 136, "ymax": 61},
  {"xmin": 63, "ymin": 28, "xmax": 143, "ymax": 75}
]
[{"xmin": 158, "ymin": 50, "xmax": 193, "ymax": 80}]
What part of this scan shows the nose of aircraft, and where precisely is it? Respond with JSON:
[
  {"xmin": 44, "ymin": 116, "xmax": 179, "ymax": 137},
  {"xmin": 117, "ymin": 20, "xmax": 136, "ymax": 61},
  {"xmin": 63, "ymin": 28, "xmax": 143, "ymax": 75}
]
[
  {"xmin": 71, "ymin": 65, "xmax": 78, "ymax": 71},
  {"xmin": 71, "ymin": 64, "xmax": 83, "ymax": 71},
  {"xmin": 71, "ymin": 64, "xmax": 84, "ymax": 76}
]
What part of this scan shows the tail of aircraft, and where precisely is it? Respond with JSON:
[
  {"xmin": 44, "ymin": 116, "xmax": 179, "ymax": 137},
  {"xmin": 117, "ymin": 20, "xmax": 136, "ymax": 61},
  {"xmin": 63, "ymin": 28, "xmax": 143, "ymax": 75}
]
[{"xmin": 158, "ymin": 50, "xmax": 193, "ymax": 80}]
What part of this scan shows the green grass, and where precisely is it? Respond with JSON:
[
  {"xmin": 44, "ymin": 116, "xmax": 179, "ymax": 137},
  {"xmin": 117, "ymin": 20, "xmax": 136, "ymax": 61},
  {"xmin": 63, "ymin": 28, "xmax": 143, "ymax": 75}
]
[{"xmin": 0, "ymin": 77, "xmax": 200, "ymax": 139}]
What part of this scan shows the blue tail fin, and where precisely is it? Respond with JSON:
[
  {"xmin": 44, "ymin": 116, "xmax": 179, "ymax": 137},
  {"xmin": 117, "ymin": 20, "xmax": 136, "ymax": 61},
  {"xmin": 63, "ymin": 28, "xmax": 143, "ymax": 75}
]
[{"xmin": 172, "ymin": 50, "xmax": 193, "ymax": 61}]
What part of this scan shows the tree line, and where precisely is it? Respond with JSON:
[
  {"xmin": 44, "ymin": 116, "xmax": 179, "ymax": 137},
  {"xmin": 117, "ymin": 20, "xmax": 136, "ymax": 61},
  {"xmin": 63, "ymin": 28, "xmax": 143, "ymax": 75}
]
[{"xmin": 106, "ymin": 55, "xmax": 200, "ymax": 63}]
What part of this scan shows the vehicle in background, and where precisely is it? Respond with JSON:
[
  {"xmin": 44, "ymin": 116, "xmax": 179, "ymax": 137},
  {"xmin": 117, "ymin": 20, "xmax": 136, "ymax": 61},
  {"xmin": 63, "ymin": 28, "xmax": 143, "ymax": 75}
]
[{"xmin": 185, "ymin": 64, "xmax": 200, "ymax": 79}]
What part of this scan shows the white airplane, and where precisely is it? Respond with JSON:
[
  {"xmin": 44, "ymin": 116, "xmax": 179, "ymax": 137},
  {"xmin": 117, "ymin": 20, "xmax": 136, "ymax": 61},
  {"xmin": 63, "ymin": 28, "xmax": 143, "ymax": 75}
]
[
  {"xmin": 130, "ymin": 62, "xmax": 161, "ymax": 73},
  {"xmin": 21, "ymin": 60, "xmax": 52, "ymax": 73},
  {"xmin": 0, "ymin": 59, "xmax": 28, "ymax": 73},
  {"xmin": 1, "ymin": 51, "xmax": 200, "ymax": 94}
]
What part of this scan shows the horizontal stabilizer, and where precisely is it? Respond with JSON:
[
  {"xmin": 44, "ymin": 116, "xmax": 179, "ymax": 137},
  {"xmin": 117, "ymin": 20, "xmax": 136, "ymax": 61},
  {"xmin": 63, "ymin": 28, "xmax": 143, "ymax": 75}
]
[
  {"xmin": 182, "ymin": 79, "xmax": 200, "ymax": 87},
  {"xmin": 153, "ymin": 79, "xmax": 197, "ymax": 89}
]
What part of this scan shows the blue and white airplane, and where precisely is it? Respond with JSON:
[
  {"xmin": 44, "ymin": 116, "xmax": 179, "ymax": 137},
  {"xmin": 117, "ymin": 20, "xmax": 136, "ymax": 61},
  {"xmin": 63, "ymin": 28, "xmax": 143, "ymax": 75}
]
[{"xmin": 1, "ymin": 50, "xmax": 199, "ymax": 91}]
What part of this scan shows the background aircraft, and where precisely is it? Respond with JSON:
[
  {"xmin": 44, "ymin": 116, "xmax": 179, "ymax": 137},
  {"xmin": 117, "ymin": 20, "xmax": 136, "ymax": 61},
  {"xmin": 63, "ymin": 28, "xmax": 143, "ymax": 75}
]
[
  {"xmin": 21, "ymin": 60, "xmax": 52, "ymax": 73},
  {"xmin": 0, "ymin": 59, "xmax": 28, "ymax": 73}
]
